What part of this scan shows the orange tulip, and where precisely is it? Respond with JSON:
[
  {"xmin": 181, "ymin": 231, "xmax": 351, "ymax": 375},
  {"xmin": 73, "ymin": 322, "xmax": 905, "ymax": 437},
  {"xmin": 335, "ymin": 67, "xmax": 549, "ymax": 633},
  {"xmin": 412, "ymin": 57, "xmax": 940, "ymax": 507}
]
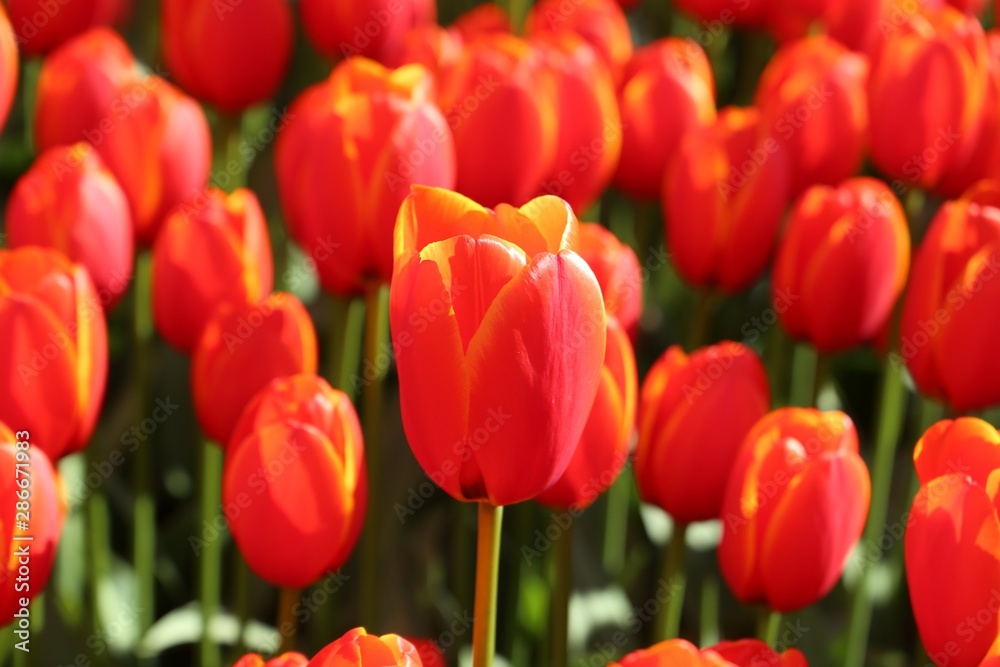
[
  {"xmin": 308, "ymin": 628, "xmax": 424, "ymax": 666},
  {"xmin": 0, "ymin": 422, "xmax": 64, "ymax": 626},
  {"xmin": 772, "ymin": 177, "xmax": 910, "ymax": 353},
  {"xmin": 192, "ymin": 293, "xmax": 318, "ymax": 445},
  {"xmin": 225, "ymin": 374, "xmax": 365, "ymax": 588},
  {"xmin": 718, "ymin": 408, "xmax": 870, "ymax": 612},
  {"xmin": 232, "ymin": 654, "xmax": 309, "ymax": 667},
  {"xmin": 576, "ymin": 222, "xmax": 642, "ymax": 338},
  {"xmin": 906, "ymin": 417, "xmax": 1000, "ymax": 667},
  {"xmin": 0, "ymin": 247, "xmax": 108, "ymax": 461},
  {"xmin": 299, "ymin": 0, "xmax": 436, "ymax": 63},
  {"xmin": 610, "ymin": 638, "xmax": 808, "ymax": 667},
  {"xmin": 754, "ymin": 35, "xmax": 868, "ymax": 197},
  {"xmin": 526, "ymin": 0, "xmax": 634, "ymax": 83},
  {"xmin": 898, "ymin": 180, "xmax": 1000, "ymax": 412},
  {"xmin": 0, "ymin": 5, "xmax": 16, "ymax": 134},
  {"xmin": 5, "ymin": 0, "xmax": 126, "ymax": 55},
  {"xmin": 663, "ymin": 106, "xmax": 790, "ymax": 293},
  {"xmin": 636, "ymin": 342, "xmax": 770, "ymax": 524},
  {"xmin": 152, "ymin": 187, "xmax": 273, "ymax": 353},
  {"xmin": 438, "ymin": 33, "xmax": 557, "ymax": 208},
  {"xmin": 709, "ymin": 639, "xmax": 808, "ymax": 667},
  {"xmin": 867, "ymin": 6, "xmax": 990, "ymax": 194},
  {"xmin": 609, "ymin": 639, "xmax": 716, "ymax": 667},
  {"xmin": 6, "ymin": 143, "xmax": 134, "ymax": 310},
  {"xmin": 615, "ymin": 38, "xmax": 716, "ymax": 200},
  {"xmin": 275, "ymin": 58, "xmax": 455, "ymax": 296},
  {"xmin": 161, "ymin": 0, "xmax": 293, "ymax": 113},
  {"xmin": 390, "ymin": 187, "xmax": 606, "ymax": 506}
]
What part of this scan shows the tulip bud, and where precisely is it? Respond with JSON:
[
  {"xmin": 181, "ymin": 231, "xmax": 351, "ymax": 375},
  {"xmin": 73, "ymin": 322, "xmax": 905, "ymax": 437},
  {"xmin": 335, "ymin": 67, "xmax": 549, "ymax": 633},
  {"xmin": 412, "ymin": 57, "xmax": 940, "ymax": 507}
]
[
  {"xmin": 5, "ymin": 0, "xmax": 126, "ymax": 55},
  {"xmin": 0, "ymin": 5, "xmax": 16, "ymax": 134},
  {"xmin": 232, "ymin": 653, "xmax": 309, "ymax": 667},
  {"xmin": 526, "ymin": 0, "xmax": 634, "ymax": 83},
  {"xmin": 576, "ymin": 223, "xmax": 643, "ymax": 338},
  {"xmin": 6, "ymin": 143, "xmax": 134, "ymax": 310},
  {"xmin": 299, "ymin": 0, "xmax": 436, "ymax": 63},
  {"xmin": 308, "ymin": 628, "xmax": 425, "ymax": 666}
]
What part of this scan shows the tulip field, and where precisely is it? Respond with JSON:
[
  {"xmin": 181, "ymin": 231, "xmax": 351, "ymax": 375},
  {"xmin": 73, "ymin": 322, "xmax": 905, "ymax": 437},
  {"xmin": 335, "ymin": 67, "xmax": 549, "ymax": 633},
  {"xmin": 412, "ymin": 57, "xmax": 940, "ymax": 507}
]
[{"xmin": 2, "ymin": 0, "xmax": 1000, "ymax": 666}]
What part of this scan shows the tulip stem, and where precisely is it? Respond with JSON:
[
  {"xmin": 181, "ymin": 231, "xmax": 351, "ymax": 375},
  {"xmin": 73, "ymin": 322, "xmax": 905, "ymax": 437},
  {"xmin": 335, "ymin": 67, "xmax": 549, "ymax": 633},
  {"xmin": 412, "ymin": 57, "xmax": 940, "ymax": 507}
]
[
  {"xmin": 86, "ymin": 446, "xmax": 111, "ymax": 659},
  {"xmin": 233, "ymin": 551, "xmax": 252, "ymax": 656},
  {"xmin": 277, "ymin": 587, "xmax": 300, "ymax": 653},
  {"xmin": 473, "ymin": 503, "xmax": 504, "ymax": 667},
  {"xmin": 199, "ymin": 440, "xmax": 224, "ymax": 667},
  {"xmin": 687, "ymin": 291, "xmax": 715, "ymax": 350},
  {"xmin": 757, "ymin": 608, "xmax": 782, "ymax": 646},
  {"xmin": 327, "ymin": 295, "xmax": 365, "ymax": 396},
  {"xmin": 789, "ymin": 344, "xmax": 821, "ymax": 407},
  {"xmin": 656, "ymin": 521, "xmax": 688, "ymax": 641},
  {"xmin": 698, "ymin": 574, "xmax": 720, "ymax": 647},
  {"xmin": 602, "ymin": 471, "xmax": 631, "ymax": 579},
  {"xmin": 551, "ymin": 520, "xmax": 573, "ymax": 667}
]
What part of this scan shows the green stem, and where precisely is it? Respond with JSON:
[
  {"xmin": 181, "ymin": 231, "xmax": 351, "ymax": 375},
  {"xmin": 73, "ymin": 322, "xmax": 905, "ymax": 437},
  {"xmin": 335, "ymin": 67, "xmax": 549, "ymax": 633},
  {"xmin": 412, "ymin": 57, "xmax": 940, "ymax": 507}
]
[
  {"xmin": 687, "ymin": 291, "xmax": 715, "ymax": 350},
  {"xmin": 602, "ymin": 472, "xmax": 631, "ymax": 579},
  {"xmin": 757, "ymin": 608, "xmax": 782, "ymax": 646},
  {"xmin": 655, "ymin": 522, "xmax": 688, "ymax": 641},
  {"xmin": 326, "ymin": 296, "xmax": 366, "ymax": 396},
  {"xmin": 22, "ymin": 58, "xmax": 40, "ymax": 155},
  {"xmin": 551, "ymin": 521, "xmax": 573, "ymax": 667},
  {"xmin": 86, "ymin": 449, "xmax": 111, "ymax": 661},
  {"xmin": 789, "ymin": 344, "xmax": 820, "ymax": 407},
  {"xmin": 473, "ymin": 503, "xmax": 503, "ymax": 667},
  {"xmin": 199, "ymin": 440, "xmax": 224, "ymax": 667},
  {"xmin": 698, "ymin": 574, "xmax": 720, "ymax": 648},
  {"xmin": 277, "ymin": 587, "xmax": 301, "ymax": 653},
  {"xmin": 132, "ymin": 251, "xmax": 155, "ymax": 644},
  {"xmin": 233, "ymin": 552, "xmax": 252, "ymax": 657}
]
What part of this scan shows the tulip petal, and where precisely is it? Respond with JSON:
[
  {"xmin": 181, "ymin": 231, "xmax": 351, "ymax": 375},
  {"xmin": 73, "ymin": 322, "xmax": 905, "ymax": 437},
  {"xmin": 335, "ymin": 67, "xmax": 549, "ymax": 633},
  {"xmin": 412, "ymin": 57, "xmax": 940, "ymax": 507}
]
[{"xmin": 914, "ymin": 417, "xmax": 1000, "ymax": 488}]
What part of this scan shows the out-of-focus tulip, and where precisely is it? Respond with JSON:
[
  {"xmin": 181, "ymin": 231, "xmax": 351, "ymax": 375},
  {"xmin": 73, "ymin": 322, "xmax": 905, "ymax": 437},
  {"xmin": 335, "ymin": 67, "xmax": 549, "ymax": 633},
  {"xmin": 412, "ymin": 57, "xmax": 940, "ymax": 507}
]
[
  {"xmin": 772, "ymin": 178, "xmax": 910, "ymax": 352},
  {"xmin": 451, "ymin": 4, "xmax": 511, "ymax": 40},
  {"xmin": 825, "ymin": 0, "xmax": 884, "ymax": 54},
  {"xmin": 161, "ymin": 0, "xmax": 293, "ymax": 113},
  {"xmin": 389, "ymin": 23, "xmax": 464, "ymax": 79},
  {"xmin": 6, "ymin": 143, "xmax": 134, "ymax": 309},
  {"xmin": 636, "ymin": 342, "xmax": 770, "ymax": 524},
  {"xmin": 192, "ymin": 293, "xmax": 318, "ymax": 445},
  {"xmin": 0, "ymin": 422, "xmax": 64, "ymax": 626},
  {"xmin": 755, "ymin": 36, "xmax": 868, "ymax": 197},
  {"xmin": 276, "ymin": 58, "xmax": 455, "ymax": 296},
  {"xmin": 152, "ymin": 188, "xmax": 273, "ymax": 353},
  {"xmin": 906, "ymin": 417, "xmax": 1000, "ymax": 667},
  {"xmin": 299, "ymin": 0, "xmax": 436, "ymax": 64},
  {"xmin": 0, "ymin": 5, "xmax": 16, "ymax": 134},
  {"xmin": 390, "ymin": 187, "xmax": 606, "ymax": 506},
  {"xmin": 609, "ymin": 638, "xmax": 809, "ymax": 666},
  {"xmin": 406, "ymin": 638, "xmax": 445, "ymax": 666},
  {"xmin": 663, "ymin": 107, "xmax": 790, "ymax": 292},
  {"xmin": 576, "ymin": 222, "xmax": 642, "ymax": 337},
  {"xmin": 718, "ymin": 408, "xmax": 870, "ymax": 612},
  {"xmin": 867, "ymin": 6, "xmax": 989, "ymax": 194},
  {"xmin": 526, "ymin": 0, "xmax": 633, "ymax": 82},
  {"xmin": 225, "ymin": 374, "xmax": 366, "ymax": 588},
  {"xmin": 672, "ymin": 0, "xmax": 770, "ymax": 30},
  {"xmin": 899, "ymin": 180, "xmax": 1000, "ymax": 412},
  {"xmin": 709, "ymin": 639, "xmax": 808, "ymax": 667},
  {"xmin": 308, "ymin": 628, "xmax": 424, "ymax": 666},
  {"xmin": 5, "ymin": 0, "xmax": 127, "ymax": 56},
  {"xmin": 0, "ymin": 247, "xmax": 108, "ymax": 460},
  {"xmin": 232, "ymin": 653, "xmax": 309, "ymax": 667},
  {"xmin": 537, "ymin": 318, "xmax": 636, "ymax": 510},
  {"xmin": 615, "ymin": 38, "xmax": 716, "ymax": 200}
]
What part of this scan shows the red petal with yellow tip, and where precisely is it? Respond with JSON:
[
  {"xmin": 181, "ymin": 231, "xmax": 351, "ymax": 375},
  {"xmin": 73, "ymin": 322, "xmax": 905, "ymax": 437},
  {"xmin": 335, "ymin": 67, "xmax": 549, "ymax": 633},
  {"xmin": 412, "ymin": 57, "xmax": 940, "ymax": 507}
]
[{"xmin": 914, "ymin": 417, "xmax": 1000, "ymax": 487}]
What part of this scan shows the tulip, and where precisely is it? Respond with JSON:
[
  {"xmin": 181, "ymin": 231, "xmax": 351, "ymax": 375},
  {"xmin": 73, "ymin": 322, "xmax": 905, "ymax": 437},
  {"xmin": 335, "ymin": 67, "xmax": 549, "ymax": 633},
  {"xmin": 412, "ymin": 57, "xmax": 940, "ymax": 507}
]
[
  {"xmin": 232, "ymin": 654, "xmax": 309, "ymax": 667},
  {"xmin": 898, "ymin": 180, "xmax": 1000, "ymax": 412},
  {"xmin": 709, "ymin": 639, "xmax": 808, "ymax": 667},
  {"xmin": 867, "ymin": 6, "xmax": 989, "ymax": 194},
  {"xmin": 905, "ymin": 417, "xmax": 1000, "ymax": 667},
  {"xmin": 609, "ymin": 638, "xmax": 808, "ymax": 666},
  {"xmin": 663, "ymin": 107, "xmax": 790, "ymax": 293},
  {"xmin": 671, "ymin": 0, "xmax": 770, "ymax": 31},
  {"xmin": 609, "ymin": 639, "xmax": 713, "ymax": 667},
  {"xmin": 754, "ymin": 36, "xmax": 869, "ymax": 197},
  {"xmin": 450, "ymin": 4, "xmax": 511, "ymax": 40},
  {"xmin": 152, "ymin": 187, "xmax": 273, "ymax": 353},
  {"xmin": 0, "ymin": 422, "xmax": 64, "ymax": 626},
  {"xmin": 192, "ymin": 293, "xmax": 318, "ymax": 445},
  {"xmin": 526, "ymin": 0, "xmax": 633, "ymax": 82},
  {"xmin": 0, "ymin": 5, "xmax": 16, "ymax": 134},
  {"xmin": 5, "ymin": 0, "xmax": 126, "ymax": 55},
  {"xmin": 824, "ymin": 0, "xmax": 883, "ymax": 54},
  {"xmin": 0, "ymin": 247, "xmax": 108, "ymax": 461},
  {"xmin": 388, "ymin": 23, "xmax": 464, "ymax": 79},
  {"xmin": 308, "ymin": 628, "xmax": 424, "ymax": 666},
  {"xmin": 298, "ymin": 0, "xmax": 436, "ymax": 64},
  {"xmin": 391, "ymin": 186, "xmax": 606, "ymax": 506},
  {"xmin": 577, "ymin": 222, "xmax": 642, "ymax": 338},
  {"xmin": 225, "ymin": 374, "xmax": 366, "ymax": 588},
  {"xmin": 406, "ymin": 638, "xmax": 445, "ymax": 666},
  {"xmin": 161, "ymin": 0, "xmax": 293, "ymax": 113},
  {"xmin": 6, "ymin": 143, "xmax": 134, "ymax": 310},
  {"xmin": 615, "ymin": 38, "xmax": 716, "ymax": 200},
  {"xmin": 718, "ymin": 408, "xmax": 870, "ymax": 612},
  {"xmin": 772, "ymin": 178, "xmax": 910, "ymax": 353},
  {"xmin": 275, "ymin": 58, "xmax": 455, "ymax": 296}
]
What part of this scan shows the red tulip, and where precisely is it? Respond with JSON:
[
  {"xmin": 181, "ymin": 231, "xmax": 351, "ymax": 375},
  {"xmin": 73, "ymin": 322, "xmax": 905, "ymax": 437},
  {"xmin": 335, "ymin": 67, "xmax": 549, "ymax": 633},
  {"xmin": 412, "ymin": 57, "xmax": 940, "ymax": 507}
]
[
  {"xmin": 405, "ymin": 638, "xmax": 445, "ymax": 666},
  {"xmin": 636, "ymin": 342, "xmax": 770, "ymax": 524},
  {"xmin": 390, "ymin": 186, "xmax": 606, "ymax": 506},
  {"xmin": 232, "ymin": 653, "xmax": 309, "ymax": 667},
  {"xmin": 152, "ymin": 188, "xmax": 273, "ymax": 353},
  {"xmin": 708, "ymin": 639, "xmax": 808, "ymax": 667},
  {"xmin": 772, "ymin": 177, "xmax": 910, "ymax": 352},
  {"xmin": 0, "ymin": 247, "xmax": 108, "ymax": 461},
  {"xmin": 308, "ymin": 628, "xmax": 425, "ymax": 666},
  {"xmin": 672, "ymin": 0, "xmax": 771, "ymax": 31},
  {"xmin": 0, "ymin": 5, "xmax": 16, "ymax": 134},
  {"xmin": 388, "ymin": 23, "xmax": 464, "ymax": 79},
  {"xmin": 161, "ymin": 0, "xmax": 293, "ymax": 113},
  {"xmin": 275, "ymin": 58, "xmax": 455, "ymax": 296},
  {"xmin": 299, "ymin": 0, "xmax": 436, "ymax": 64},
  {"xmin": 5, "ymin": 0, "xmax": 127, "ymax": 55},
  {"xmin": 663, "ymin": 106, "xmax": 790, "ymax": 293},
  {"xmin": 615, "ymin": 38, "xmax": 717, "ymax": 199},
  {"xmin": 526, "ymin": 0, "xmax": 634, "ymax": 83},
  {"xmin": 6, "ymin": 143, "xmax": 134, "ymax": 310},
  {"xmin": 192, "ymin": 293, "xmax": 318, "ymax": 445},
  {"xmin": 576, "ymin": 222, "xmax": 643, "ymax": 338},
  {"xmin": 609, "ymin": 639, "xmax": 715, "ymax": 667},
  {"xmin": 225, "ymin": 374, "xmax": 365, "ymax": 588},
  {"xmin": 603, "ymin": 637, "xmax": 811, "ymax": 667},
  {"xmin": 718, "ymin": 408, "xmax": 870, "ymax": 612},
  {"xmin": 450, "ymin": 4, "xmax": 511, "ymax": 40}
]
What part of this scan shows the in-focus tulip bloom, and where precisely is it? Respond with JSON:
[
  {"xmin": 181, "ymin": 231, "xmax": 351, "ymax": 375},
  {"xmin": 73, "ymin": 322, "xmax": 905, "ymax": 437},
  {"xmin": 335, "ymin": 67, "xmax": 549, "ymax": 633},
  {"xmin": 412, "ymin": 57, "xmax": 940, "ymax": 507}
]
[
  {"xmin": 0, "ymin": 247, "xmax": 108, "ymax": 461},
  {"xmin": 719, "ymin": 408, "xmax": 870, "ymax": 612},
  {"xmin": 192, "ymin": 293, "xmax": 318, "ymax": 445},
  {"xmin": 0, "ymin": 422, "xmax": 64, "ymax": 626},
  {"xmin": 772, "ymin": 178, "xmax": 910, "ymax": 352},
  {"xmin": 906, "ymin": 417, "xmax": 1000, "ymax": 667},
  {"xmin": 438, "ymin": 33, "xmax": 557, "ymax": 208},
  {"xmin": 390, "ymin": 187, "xmax": 606, "ymax": 506},
  {"xmin": 609, "ymin": 638, "xmax": 809, "ymax": 667},
  {"xmin": 899, "ymin": 180, "xmax": 1000, "ymax": 412},
  {"xmin": 161, "ymin": 0, "xmax": 293, "ymax": 113},
  {"xmin": 5, "ymin": 0, "xmax": 126, "ymax": 55},
  {"xmin": 308, "ymin": 628, "xmax": 425, "ymax": 666},
  {"xmin": 576, "ymin": 222, "xmax": 642, "ymax": 338},
  {"xmin": 636, "ymin": 342, "xmax": 770, "ymax": 524},
  {"xmin": 225, "ymin": 374, "xmax": 366, "ymax": 588},
  {"xmin": 536, "ymin": 318, "xmax": 637, "ymax": 510},
  {"xmin": 609, "ymin": 639, "xmax": 716, "ymax": 667},
  {"xmin": 0, "ymin": 5, "xmax": 16, "ymax": 134},
  {"xmin": 152, "ymin": 188, "xmax": 273, "ymax": 353},
  {"xmin": 6, "ymin": 143, "xmax": 134, "ymax": 310},
  {"xmin": 299, "ymin": 0, "xmax": 436, "ymax": 63},
  {"xmin": 867, "ymin": 6, "xmax": 989, "ymax": 194},
  {"xmin": 709, "ymin": 639, "xmax": 808, "ymax": 667},
  {"xmin": 755, "ymin": 36, "xmax": 869, "ymax": 197},
  {"xmin": 232, "ymin": 653, "xmax": 309, "ymax": 667},
  {"xmin": 663, "ymin": 107, "xmax": 790, "ymax": 293},
  {"xmin": 615, "ymin": 38, "xmax": 716, "ymax": 199},
  {"xmin": 276, "ymin": 58, "xmax": 455, "ymax": 296},
  {"xmin": 526, "ymin": 0, "xmax": 633, "ymax": 82}
]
